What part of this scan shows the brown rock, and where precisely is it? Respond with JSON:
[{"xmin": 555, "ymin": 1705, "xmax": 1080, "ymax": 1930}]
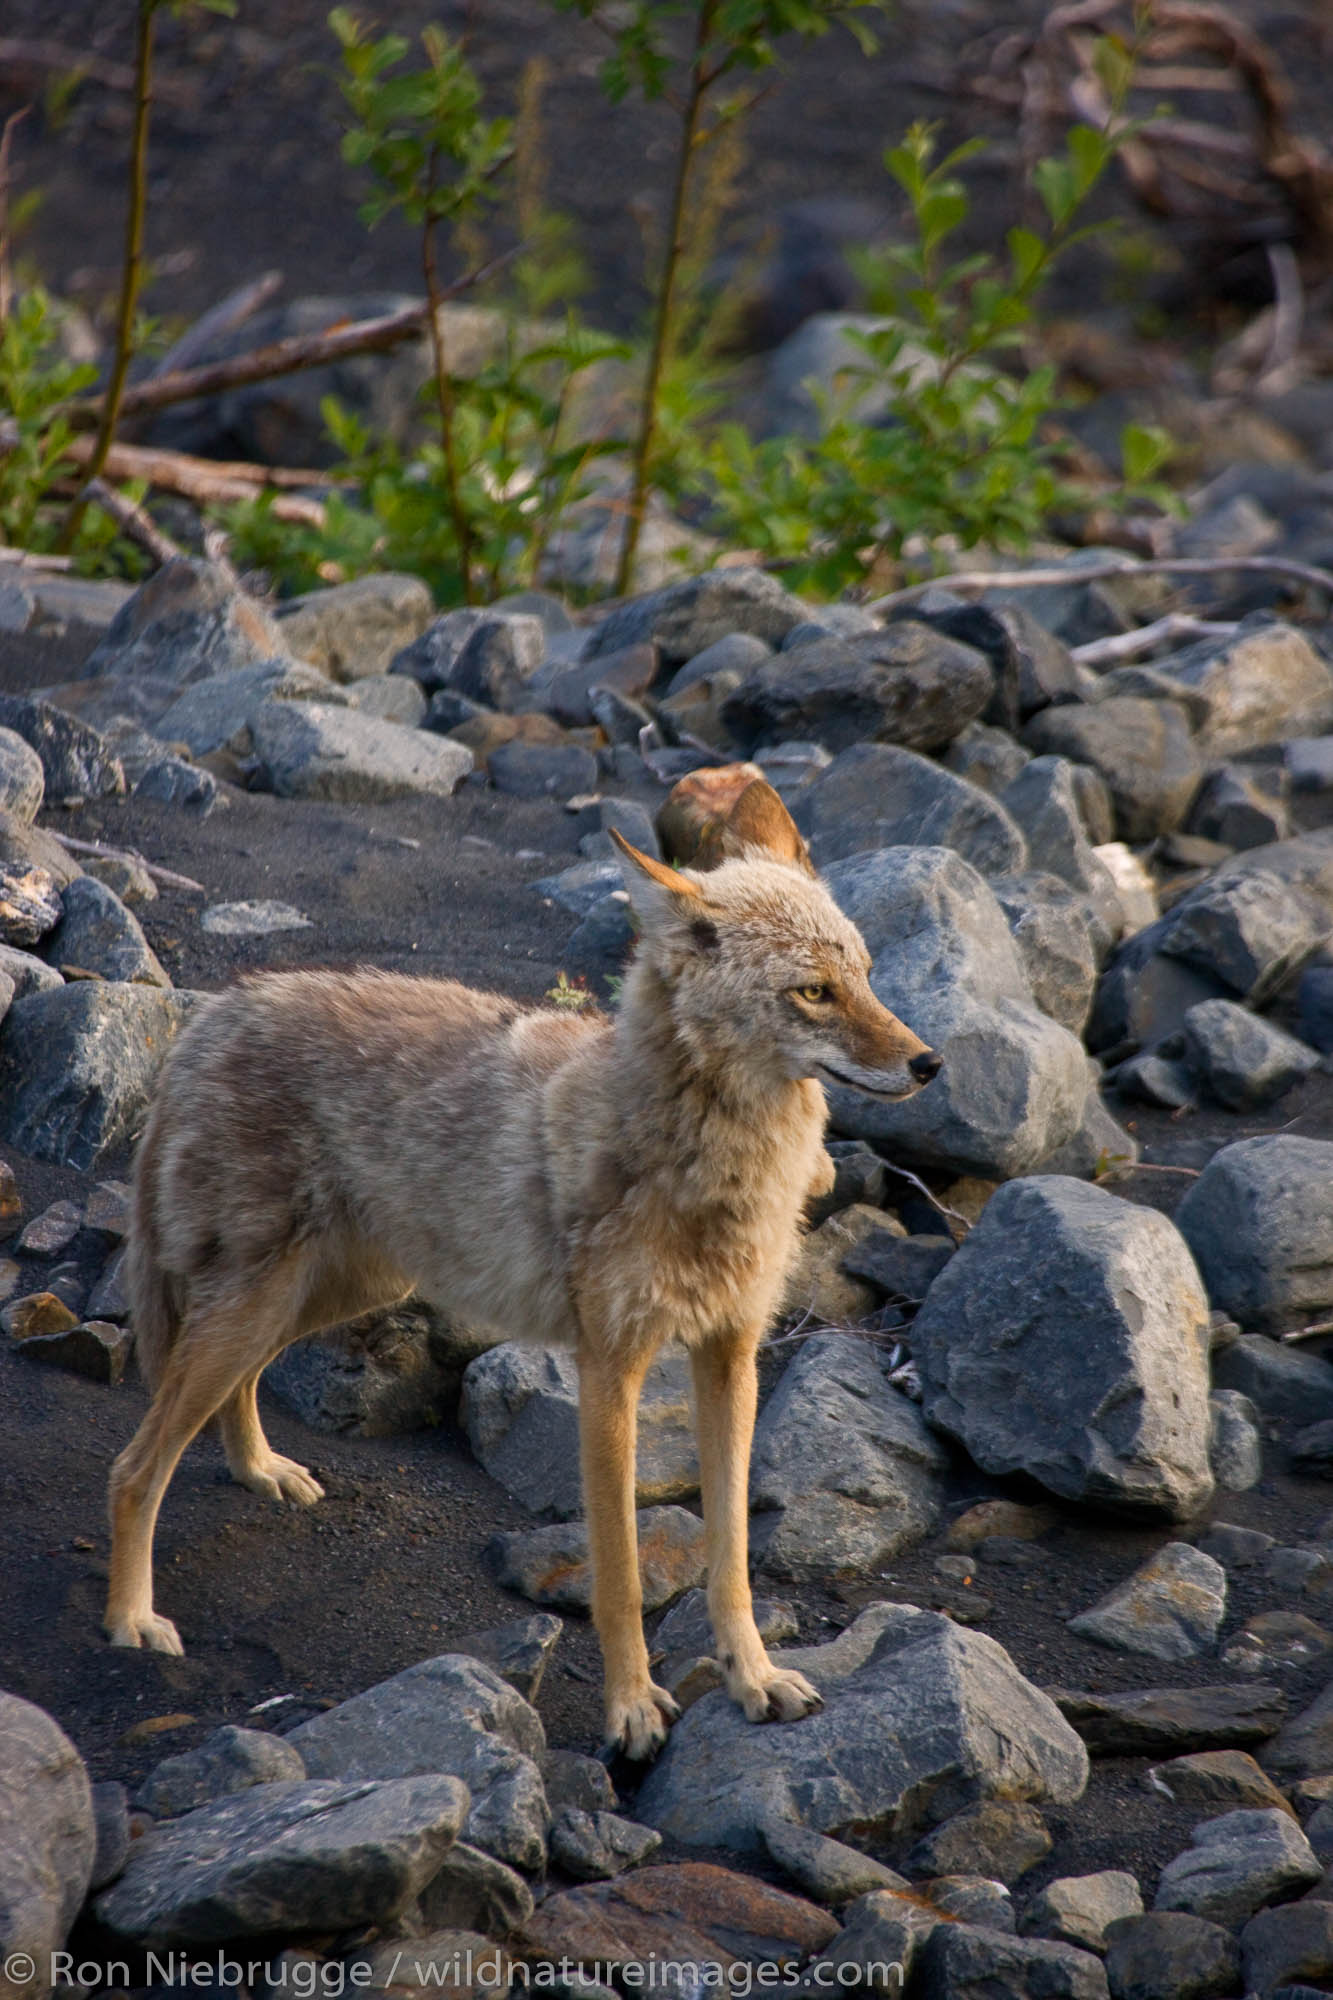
[
  {"xmin": 449, "ymin": 711, "xmax": 567, "ymax": 771},
  {"xmin": 2, "ymin": 1291, "xmax": 79, "ymax": 1340},
  {"xmin": 519, "ymin": 1862, "xmax": 837, "ymax": 1971},
  {"xmin": 0, "ymin": 863, "xmax": 62, "ymax": 949},
  {"xmin": 783, "ymin": 1204, "xmax": 896, "ymax": 1322},
  {"xmin": 946, "ymin": 1501, "xmax": 1056, "ymax": 1551},
  {"xmin": 0, "ymin": 1159, "xmax": 21, "ymax": 1237},
  {"xmin": 1051, "ymin": 1684, "xmax": 1287, "ymax": 1756},
  {"xmin": 1146, "ymin": 1751, "xmax": 1294, "ymax": 1817},
  {"xmin": 355, "ymin": 1930, "xmax": 514, "ymax": 2000},
  {"xmin": 488, "ymin": 1507, "xmax": 705, "ymax": 1613},
  {"xmin": 20, "ymin": 1320, "xmax": 133, "ymax": 1386}
]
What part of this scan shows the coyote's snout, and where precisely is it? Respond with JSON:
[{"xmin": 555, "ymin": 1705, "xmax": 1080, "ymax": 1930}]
[{"xmin": 105, "ymin": 778, "xmax": 939, "ymax": 1758}]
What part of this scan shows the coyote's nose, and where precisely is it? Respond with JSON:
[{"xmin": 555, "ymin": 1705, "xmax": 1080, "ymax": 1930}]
[{"xmin": 910, "ymin": 1049, "xmax": 943, "ymax": 1084}]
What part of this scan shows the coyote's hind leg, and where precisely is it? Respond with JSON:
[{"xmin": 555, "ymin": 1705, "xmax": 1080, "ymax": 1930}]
[{"xmin": 218, "ymin": 1370, "xmax": 324, "ymax": 1506}]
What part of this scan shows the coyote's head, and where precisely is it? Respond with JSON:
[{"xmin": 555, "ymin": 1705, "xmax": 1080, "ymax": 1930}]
[{"xmin": 611, "ymin": 780, "xmax": 940, "ymax": 1101}]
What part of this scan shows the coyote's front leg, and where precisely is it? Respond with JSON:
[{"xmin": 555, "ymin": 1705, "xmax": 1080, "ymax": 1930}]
[
  {"xmin": 692, "ymin": 1331, "xmax": 823, "ymax": 1725},
  {"xmin": 577, "ymin": 1342, "xmax": 680, "ymax": 1759}
]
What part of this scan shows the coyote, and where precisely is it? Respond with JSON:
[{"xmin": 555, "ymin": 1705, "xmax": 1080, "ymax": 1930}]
[{"xmin": 106, "ymin": 779, "xmax": 940, "ymax": 1757}]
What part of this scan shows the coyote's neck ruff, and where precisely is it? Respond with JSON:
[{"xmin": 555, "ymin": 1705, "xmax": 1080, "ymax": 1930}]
[{"xmin": 105, "ymin": 781, "xmax": 940, "ymax": 1761}]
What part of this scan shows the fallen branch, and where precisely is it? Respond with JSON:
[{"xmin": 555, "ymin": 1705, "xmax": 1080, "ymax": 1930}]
[
  {"xmin": 1072, "ymin": 613, "xmax": 1239, "ymax": 667},
  {"xmin": 869, "ymin": 552, "xmax": 1333, "ymax": 616},
  {"xmin": 83, "ymin": 476, "xmax": 181, "ymax": 566},
  {"xmin": 47, "ymin": 831, "xmax": 206, "ymax": 894},
  {"xmin": 0, "ymin": 546, "xmax": 72, "ymax": 571},
  {"xmin": 149, "ymin": 270, "xmax": 284, "ymax": 381},
  {"xmin": 61, "ymin": 435, "xmax": 332, "ymax": 526},
  {"xmin": 69, "ymin": 248, "xmax": 515, "ymax": 428},
  {"xmin": 1282, "ymin": 1318, "xmax": 1333, "ymax": 1346}
]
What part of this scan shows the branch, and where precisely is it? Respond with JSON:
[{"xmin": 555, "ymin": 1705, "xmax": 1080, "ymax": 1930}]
[
  {"xmin": 47, "ymin": 831, "xmax": 205, "ymax": 893},
  {"xmin": 149, "ymin": 270, "xmax": 284, "ymax": 381},
  {"xmin": 1071, "ymin": 613, "xmax": 1239, "ymax": 667},
  {"xmin": 0, "ymin": 106, "xmax": 30, "ymax": 327},
  {"xmin": 868, "ymin": 553, "xmax": 1333, "ymax": 616},
  {"xmin": 82, "ymin": 476, "xmax": 181, "ymax": 566},
  {"xmin": 1282, "ymin": 1318, "xmax": 1333, "ymax": 1345}
]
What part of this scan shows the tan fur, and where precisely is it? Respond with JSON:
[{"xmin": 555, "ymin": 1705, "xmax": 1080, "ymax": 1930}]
[{"xmin": 105, "ymin": 783, "xmax": 938, "ymax": 1757}]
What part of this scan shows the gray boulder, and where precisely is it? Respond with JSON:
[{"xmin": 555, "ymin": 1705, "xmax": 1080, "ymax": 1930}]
[
  {"xmin": 1102, "ymin": 1912, "xmax": 1240, "ymax": 2000},
  {"xmin": 547, "ymin": 1808, "xmax": 662, "ymax": 1881},
  {"xmin": 0, "ymin": 695, "xmax": 124, "ymax": 801},
  {"xmin": 251, "ymin": 701, "xmax": 473, "ymax": 801},
  {"xmin": 414, "ymin": 1839, "xmax": 535, "ymax": 1933},
  {"xmin": 134, "ymin": 756, "xmax": 221, "ymax": 814},
  {"xmin": 1188, "ymin": 763, "xmax": 1291, "ymax": 850},
  {"xmin": 584, "ymin": 566, "xmax": 810, "ymax": 665},
  {"xmin": 1022, "ymin": 698, "xmax": 1201, "ymax": 841},
  {"xmin": 137, "ymin": 1725, "xmax": 306, "ymax": 1819},
  {"xmin": 911, "ymin": 1177, "xmax": 1214, "ymax": 1520},
  {"xmin": 1149, "ymin": 615, "xmax": 1333, "ymax": 754},
  {"xmin": 82, "ymin": 556, "xmax": 291, "ymax": 686},
  {"xmin": 918, "ymin": 1923, "xmax": 1108, "ymax": 2000},
  {"xmin": 0, "ymin": 946, "xmax": 61, "ymax": 1000},
  {"xmin": 992, "ymin": 873, "xmax": 1098, "ymax": 1035},
  {"xmin": 748, "ymin": 1334, "xmax": 952, "ymax": 1577},
  {"xmin": 1067, "ymin": 1544, "xmax": 1227, "ymax": 1662},
  {"xmin": 266, "ymin": 1297, "xmax": 494, "ymax": 1436},
  {"xmin": 910, "ymin": 599, "xmax": 1085, "ymax": 725},
  {"xmin": 635, "ymin": 1601, "xmax": 1088, "ymax": 1854},
  {"xmin": 1241, "ymin": 1900, "xmax": 1333, "ymax": 1995},
  {"xmin": 390, "ymin": 608, "xmax": 491, "ymax": 692},
  {"xmin": 275, "ymin": 573, "xmax": 435, "ymax": 681},
  {"xmin": 448, "ymin": 614, "xmax": 547, "ymax": 709},
  {"xmin": 460, "ymin": 1344, "xmax": 698, "ymax": 1519},
  {"xmin": 0, "ymin": 728, "xmax": 44, "ymax": 823},
  {"xmin": 96, "ymin": 1774, "xmax": 468, "ymax": 1943},
  {"xmin": 719, "ymin": 623, "xmax": 993, "ymax": 756},
  {"xmin": 1156, "ymin": 866, "xmax": 1331, "ymax": 1005},
  {"xmin": 0, "ymin": 983, "xmax": 203, "ymax": 1170},
  {"xmin": 0, "ymin": 1693, "xmax": 95, "ymax": 2000},
  {"xmin": 288, "ymin": 1655, "xmax": 547, "ymax": 1872},
  {"xmin": 156, "ymin": 660, "xmax": 352, "ymax": 757},
  {"xmin": 1209, "ymin": 1390, "xmax": 1262, "ymax": 1493},
  {"xmin": 1001, "ymin": 757, "xmax": 1122, "ymax": 938},
  {"xmin": 345, "ymin": 673, "xmax": 428, "ymax": 727},
  {"xmin": 822, "ymin": 847, "xmax": 1088, "ymax": 1179},
  {"xmin": 1153, "ymin": 1807, "xmax": 1321, "ymax": 1928},
  {"xmin": 0, "ymin": 864, "xmax": 62, "ymax": 950},
  {"xmin": 41, "ymin": 876, "xmax": 169, "ymax": 987},
  {"xmin": 1176, "ymin": 1136, "xmax": 1333, "ymax": 1334},
  {"xmin": 947, "ymin": 720, "xmax": 1032, "ymax": 795},
  {"xmin": 796, "ymin": 742, "xmax": 1029, "ymax": 876},
  {"xmin": 1182, "ymin": 1000, "xmax": 1320, "ymax": 1110},
  {"xmin": 1022, "ymin": 1874, "xmax": 1144, "ymax": 1955}
]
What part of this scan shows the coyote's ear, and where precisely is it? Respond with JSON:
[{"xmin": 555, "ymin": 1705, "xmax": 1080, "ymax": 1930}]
[
  {"xmin": 729, "ymin": 779, "xmax": 815, "ymax": 874},
  {"xmin": 609, "ymin": 828, "xmax": 709, "ymax": 933}
]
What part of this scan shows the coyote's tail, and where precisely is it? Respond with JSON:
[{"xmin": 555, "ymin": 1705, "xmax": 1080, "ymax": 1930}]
[{"xmin": 125, "ymin": 1109, "xmax": 184, "ymax": 1395}]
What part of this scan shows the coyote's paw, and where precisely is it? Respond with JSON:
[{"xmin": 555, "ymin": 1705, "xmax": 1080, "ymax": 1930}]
[
  {"xmin": 732, "ymin": 1664, "xmax": 822, "ymax": 1726},
  {"xmin": 107, "ymin": 1609, "xmax": 184, "ymax": 1655},
  {"xmin": 605, "ymin": 1682, "xmax": 680, "ymax": 1761},
  {"xmin": 237, "ymin": 1454, "xmax": 325, "ymax": 1506}
]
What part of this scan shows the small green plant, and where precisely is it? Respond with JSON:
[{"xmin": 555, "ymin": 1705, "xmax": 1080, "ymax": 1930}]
[
  {"xmin": 700, "ymin": 43, "xmax": 1175, "ymax": 593},
  {"xmin": 545, "ymin": 971, "xmax": 596, "ymax": 1011}
]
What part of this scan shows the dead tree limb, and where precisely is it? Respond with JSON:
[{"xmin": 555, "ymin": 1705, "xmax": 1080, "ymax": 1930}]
[
  {"xmin": 149, "ymin": 270, "xmax": 284, "ymax": 381},
  {"xmin": 83, "ymin": 476, "xmax": 181, "ymax": 566},
  {"xmin": 869, "ymin": 552, "xmax": 1333, "ymax": 616},
  {"xmin": 47, "ymin": 831, "xmax": 206, "ymax": 893}
]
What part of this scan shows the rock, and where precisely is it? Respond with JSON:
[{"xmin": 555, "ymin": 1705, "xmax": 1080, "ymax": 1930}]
[
  {"xmin": 906, "ymin": 1801, "xmax": 1051, "ymax": 1884},
  {"xmin": 530, "ymin": 858, "xmax": 622, "ymax": 917},
  {"xmin": 19, "ymin": 1318, "xmax": 132, "ymax": 1384},
  {"xmin": 1289, "ymin": 1419, "xmax": 1333, "ymax": 1477},
  {"xmin": 1115, "ymin": 1052, "xmax": 1197, "ymax": 1111},
  {"xmin": 1196, "ymin": 1523, "xmax": 1275, "ymax": 1570},
  {"xmin": 1158, "ymin": 869, "xmax": 1331, "ymax": 1006},
  {"xmin": 522, "ymin": 1861, "xmax": 835, "ymax": 1976},
  {"xmin": 0, "ymin": 946, "xmax": 62, "ymax": 999},
  {"xmin": 912, "ymin": 600, "xmax": 1085, "ymax": 725},
  {"xmin": 17, "ymin": 1199, "xmax": 81, "ymax": 1257},
  {"xmin": 82, "ymin": 557, "xmax": 291, "ymax": 686},
  {"xmin": 137, "ymin": 1725, "xmax": 306, "ymax": 1818},
  {"xmin": 414, "ymin": 1840, "xmax": 535, "ymax": 1935},
  {"xmin": 350, "ymin": 1928, "xmax": 513, "ymax": 2000},
  {"xmin": 1182, "ymin": 1001, "xmax": 1320, "ymax": 1111},
  {"xmin": 266, "ymin": 1297, "xmax": 492, "ymax": 1435},
  {"xmin": 1001, "ymin": 758, "xmax": 1123, "ymax": 933},
  {"xmin": 1088, "ymin": 936, "xmax": 1235, "ymax": 1060},
  {"xmin": 96, "ymin": 1774, "xmax": 468, "ymax": 1943},
  {"xmin": 0, "ymin": 727, "xmax": 44, "ymax": 822},
  {"xmin": 286, "ymin": 1654, "xmax": 547, "ymax": 1872},
  {"xmin": 1150, "ymin": 617, "xmax": 1333, "ymax": 754},
  {"xmin": 992, "ymin": 872, "xmax": 1099, "ymax": 1033},
  {"xmin": 805, "ymin": 1139, "xmax": 888, "ymax": 1226},
  {"xmin": 0, "ymin": 864, "xmax": 62, "ymax": 949},
  {"xmin": 275, "ymin": 573, "xmax": 435, "ymax": 681},
  {"xmin": 488, "ymin": 740, "xmax": 599, "ymax": 799},
  {"xmin": 1209, "ymin": 1390, "xmax": 1262, "ymax": 1493},
  {"xmin": 1146, "ymin": 1751, "xmax": 1293, "ymax": 1816},
  {"xmin": 947, "ymin": 720, "xmax": 1033, "ymax": 794},
  {"xmin": 1022, "ymin": 698, "xmax": 1202, "ymax": 842},
  {"xmin": 748, "ymin": 1334, "xmax": 952, "ymax": 1577},
  {"xmin": 1262, "ymin": 1679, "xmax": 1333, "ymax": 1781},
  {"xmin": 1298, "ymin": 964, "xmax": 1333, "ymax": 1053},
  {"xmin": 2, "ymin": 1293, "xmax": 77, "ymax": 1339},
  {"xmin": 796, "ymin": 742, "xmax": 1029, "ymax": 875},
  {"xmin": 446, "ymin": 614, "xmax": 547, "ymax": 709},
  {"xmin": 0, "ymin": 694, "xmax": 125, "ymax": 801},
  {"xmin": 461, "ymin": 1344, "xmax": 698, "ymax": 1519},
  {"xmin": 585, "ymin": 568, "xmax": 811, "ymax": 666},
  {"xmin": 41, "ymin": 875, "xmax": 169, "ymax": 986},
  {"xmin": 843, "ymin": 1230, "xmax": 955, "ymax": 1300},
  {"xmin": 251, "ymin": 700, "xmax": 473, "ymax": 801},
  {"xmin": 450, "ymin": 1615, "xmax": 563, "ymax": 1703},
  {"xmin": 156, "ymin": 659, "xmax": 351, "ymax": 757},
  {"xmin": 346, "ymin": 673, "xmax": 429, "ymax": 727},
  {"xmin": 822, "ymin": 847, "xmax": 1088, "ymax": 1179},
  {"xmin": 134, "ymin": 756, "xmax": 221, "ymax": 814},
  {"xmin": 918, "ymin": 1922, "xmax": 1109, "ymax": 2000},
  {"xmin": 0, "ymin": 808, "xmax": 81, "ymax": 888},
  {"xmin": 1213, "ymin": 1334, "xmax": 1333, "ymax": 1421},
  {"xmin": 487, "ymin": 1507, "xmax": 705, "ymax": 1616},
  {"xmin": 781, "ymin": 1204, "xmax": 887, "ymax": 1322},
  {"xmin": 0, "ymin": 983, "xmax": 201, "ymax": 1170},
  {"xmin": 759, "ymin": 1820, "xmax": 908, "ymax": 1905},
  {"xmin": 548, "ymin": 1808, "xmax": 662, "ymax": 1881},
  {"xmin": 81, "ymin": 848, "xmax": 158, "ymax": 906},
  {"xmin": 720, "ymin": 623, "xmax": 993, "ymax": 756},
  {"xmin": 1153, "ymin": 1808, "xmax": 1321, "ymax": 1927},
  {"xmin": 927, "ymin": 1877, "xmax": 1017, "ymax": 1931},
  {"xmin": 1102, "ymin": 1912, "xmax": 1241, "ymax": 2000},
  {"xmin": 912, "ymin": 1176, "xmax": 1213, "ymax": 1521},
  {"xmin": 635, "ymin": 1601, "xmax": 1088, "ymax": 1855},
  {"xmin": 1068, "ymin": 1545, "xmax": 1227, "ymax": 1663},
  {"xmin": 797, "ymin": 1885, "xmax": 941, "ymax": 1993},
  {"xmin": 89, "ymin": 1781, "xmax": 130, "ymax": 1892},
  {"xmin": 201, "ymin": 898, "xmax": 313, "ymax": 936},
  {"xmin": 0, "ymin": 1692, "xmax": 95, "ymax": 2000},
  {"xmin": 392, "ymin": 609, "xmax": 492, "ymax": 692},
  {"xmin": 664, "ymin": 629, "xmax": 771, "ymax": 697},
  {"xmin": 1052, "ymin": 1684, "xmax": 1287, "ymax": 1757},
  {"xmin": 543, "ymin": 641, "xmax": 658, "ymax": 728},
  {"xmin": 541, "ymin": 1750, "xmax": 616, "ymax": 1816},
  {"xmin": 1023, "ymin": 1875, "xmax": 1145, "ymax": 1955},
  {"xmin": 564, "ymin": 893, "xmax": 636, "ymax": 996},
  {"xmin": 1176, "ymin": 1139, "xmax": 1333, "ymax": 1336},
  {"xmin": 1188, "ymin": 764, "xmax": 1291, "ymax": 850}
]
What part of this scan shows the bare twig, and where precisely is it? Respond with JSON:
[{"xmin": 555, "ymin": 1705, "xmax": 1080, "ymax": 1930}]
[
  {"xmin": 0, "ymin": 546, "xmax": 71, "ymax": 571},
  {"xmin": 1261, "ymin": 240, "xmax": 1304, "ymax": 389},
  {"xmin": 1072, "ymin": 613, "xmax": 1239, "ymax": 667},
  {"xmin": 56, "ymin": 435, "xmax": 333, "ymax": 525},
  {"xmin": 82, "ymin": 476, "xmax": 181, "ymax": 566},
  {"xmin": 868, "ymin": 553, "xmax": 1333, "ymax": 616},
  {"xmin": 1282, "ymin": 1318, "xmax": 1333, "ymax": 1346},
  {"xmin": 47, "ymin": 831, "xmax": 205, "ymax": 894},
  {"xmin": 0, "ymin": 106, "xmax": 31, "ymax": 327},
  {"xmin": 149, "ymin": 270, "xmax": 284, "ymax": 380}
]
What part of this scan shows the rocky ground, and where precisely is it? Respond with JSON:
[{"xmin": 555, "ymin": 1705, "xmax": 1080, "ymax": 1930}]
[{"xmin": 3, "ymin": 540, "xmax": 1333, "ymax": 2000}]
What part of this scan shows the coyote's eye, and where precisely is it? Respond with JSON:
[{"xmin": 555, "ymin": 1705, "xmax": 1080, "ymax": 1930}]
[{"xmin": 795, "ymin": 983, "xmax": 830, "ymax": 1004}]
